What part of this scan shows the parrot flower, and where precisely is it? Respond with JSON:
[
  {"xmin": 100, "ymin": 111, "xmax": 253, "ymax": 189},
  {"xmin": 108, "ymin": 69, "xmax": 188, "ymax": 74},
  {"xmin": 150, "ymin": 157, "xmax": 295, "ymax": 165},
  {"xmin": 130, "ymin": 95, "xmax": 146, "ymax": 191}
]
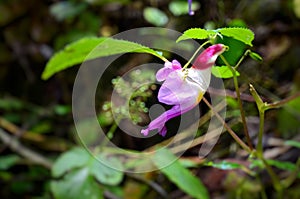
[{"xmin": 141, "ymin": 44, "xmax": 226, "ymax": 137}]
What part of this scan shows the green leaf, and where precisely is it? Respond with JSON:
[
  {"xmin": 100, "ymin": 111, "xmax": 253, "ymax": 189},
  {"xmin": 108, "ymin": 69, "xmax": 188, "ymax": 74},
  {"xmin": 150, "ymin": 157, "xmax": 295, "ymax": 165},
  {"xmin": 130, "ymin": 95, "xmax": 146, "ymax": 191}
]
[
  {"xmin": 0, "ymin": 155, "xmax": 20, "ymax": 170},
  {"xmin": 294, "ymin": 0, "xmax": 300, "ymax": 18},
  {"xmin": 176, "ymin": 28, "xmax": 213, "ymax": 42},
  {"xmin": 218, "ymin": 27, "xmax": 254, "ymax": 46},
  {"xmin": 51, "ymin": 168, "xmax": 103, "ymax": 199},
  {"xmin": 89, "ymin": 154, "xmax": 123, "ymax": 185},
  {"xmin": 205, "ymin": 160, "xmax": 243, "ymax": 170},
  {"xmin": 52, "ymin": 147, "xmax": 90, "ymax": 177},
  {"xmin": 249, "ymin": 51, "xmax": 263, "ymax": 62},
  {"xmin": 143, "ymin": 7, "xmax": 168, "ymax": 26},
  {"xmin": 285, "ymin": 140, "xmax": 300, "ymax": 149},
  {"xmin": 52, "ymin": 147, "xmax": 124, "ymax": 185},
  {"xmin": 251, "ymin": 159, "xmax": 300, "ymax": 177},
  {"xmin": 54, "ymin": 104, "xmax": 71, "ymax": 115},
  {"xmin": 277, "ymin": 97, "xmax": 300, "ymax": 136},
  {"xmin": 152, "ymin": 149, "xmax": 209, "ymax": 199},
  {"xmin": 211, "ymin": 65, "xmax": 240, "ymax": 78},
  {"xmin": 42, "ymin": 37, "xmax": 165, "ymax": 80},
  {"xmin": 0, "ymin": 97, "xmax": 24, "ymax": 111},
  {"xmin": 169, "ymin": 1, "xmax": 200, "ymax": 16}
]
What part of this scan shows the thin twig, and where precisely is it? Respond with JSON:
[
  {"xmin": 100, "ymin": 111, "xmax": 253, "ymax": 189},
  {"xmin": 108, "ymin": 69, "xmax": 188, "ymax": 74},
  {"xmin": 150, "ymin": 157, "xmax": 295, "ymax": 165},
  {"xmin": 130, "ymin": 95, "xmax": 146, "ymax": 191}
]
[
  {"xmin": 126, "ymin": 173, "xmax": 169, "ymax": 198},
  {"xmin": 0, "ymin": 128, "xmax": 53, "ymax": 169},
  {"xmin": 202, "ymin": 97, "xmax": 251, "ymax": 153},
  {"xmin": 267, "ymin": 92, "xmax": 300, "ymax": 109}
]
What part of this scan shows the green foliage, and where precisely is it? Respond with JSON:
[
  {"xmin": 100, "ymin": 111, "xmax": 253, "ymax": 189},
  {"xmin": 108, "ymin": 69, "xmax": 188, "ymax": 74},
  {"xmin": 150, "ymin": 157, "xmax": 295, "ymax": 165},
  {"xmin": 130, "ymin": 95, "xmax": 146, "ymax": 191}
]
[
  {"xmin": 152, "ymin": 149, "xmax": 209, "ymax": 199},
  {"xmin": 218, "ymin": 28, "xmax": 254, "ymax": 47},
  {"xmin": 277, "ymin": 97, "xmax": 300, "ymax": 136},
  {"xmin": 251, "ymin": 159, "xmax": 300, "ymax": 178},
  {"xmin": 51, "ymin": 168, "xmax": 103, "ymax": 199},
  {"xmin": 285, "ymin": 140, "xmax": 300, "ymax": 148},
  {"xmin": 0, "ymin": 98, "xmax": 24, "ymax": 111},
  {"xmin": 52, "ymin": 147, "xmax": 123, "ymax": 185},
  {"xmin": 176, "ymin": 27, "xmax": 254, "ymax": 47},
  {"xmin": 211, "ymin": 65, "xmax": 240, "ymax": 78},
  {"xmin": 249, "ymin": 51, "xmax": 263, "ymax": 62},
  {"xmin": 0, "ymin": 155, "xmax": 20, "ymax": 170},
  {"xmin": 2, "ymin": 0, "xmax": 300, "ymax": 197},
  {"xmin": 176, "ymin": 28, "xmax": 213, "ymax": 42},
  {"xmin": 51, "ymin": 147, "xmax": 123, "ymax": 198},
  {"xmin": 42, "ymin": 37, "xmax": 165, "ymax": 80},
  {"xmin": 52, "ymin": 147, "xmax": 90, "ymax": 178},
  {"xmin": 205, "ymin": 160, "xmax": 244, "ymax": 170},
  {"xmin": 143, "ymin": 7, "xmax": 168, "ymax": 26}
]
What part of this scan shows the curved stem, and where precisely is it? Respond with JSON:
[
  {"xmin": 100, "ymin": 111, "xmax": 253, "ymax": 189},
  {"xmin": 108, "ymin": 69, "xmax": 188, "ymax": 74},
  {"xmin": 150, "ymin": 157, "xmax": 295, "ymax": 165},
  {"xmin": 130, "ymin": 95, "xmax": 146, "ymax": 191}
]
[
  {"xmin": 234, "ymin": 49, "xmax": 250, "ymax": 69},
  {"xmin": 182, "ymin": 40, "xmax": 211, "ymax": 69}
]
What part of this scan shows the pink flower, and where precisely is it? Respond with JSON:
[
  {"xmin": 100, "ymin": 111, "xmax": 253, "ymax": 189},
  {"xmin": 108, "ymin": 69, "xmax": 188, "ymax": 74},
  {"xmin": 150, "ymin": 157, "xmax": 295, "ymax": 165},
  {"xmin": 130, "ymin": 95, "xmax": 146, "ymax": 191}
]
[{"xmin": 141, "ymin": 44, "xmax": 226, "ymax": 137}]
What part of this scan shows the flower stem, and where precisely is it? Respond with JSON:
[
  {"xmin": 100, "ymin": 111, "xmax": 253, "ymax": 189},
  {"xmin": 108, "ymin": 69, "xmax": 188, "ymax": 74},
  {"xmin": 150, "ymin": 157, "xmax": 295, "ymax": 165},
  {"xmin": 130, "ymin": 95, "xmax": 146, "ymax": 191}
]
[
  {"xmin": 182, "ymin": 40, "xmax": 211, "ymax": 69},
  {"xmin": 220, "ymin": 55, "xmax": 253, "ymax": 150},
  {"xmin": 234, "ymin": 49, "xmax": 250, "ymax": 69}
]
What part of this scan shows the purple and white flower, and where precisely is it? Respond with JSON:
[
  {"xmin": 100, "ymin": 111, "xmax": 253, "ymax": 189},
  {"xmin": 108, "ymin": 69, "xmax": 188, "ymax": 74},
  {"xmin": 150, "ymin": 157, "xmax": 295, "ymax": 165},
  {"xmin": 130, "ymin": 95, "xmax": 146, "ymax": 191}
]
[{"xmin": 141, "ymin": 44, "xmax": 226, "ymax": 136}]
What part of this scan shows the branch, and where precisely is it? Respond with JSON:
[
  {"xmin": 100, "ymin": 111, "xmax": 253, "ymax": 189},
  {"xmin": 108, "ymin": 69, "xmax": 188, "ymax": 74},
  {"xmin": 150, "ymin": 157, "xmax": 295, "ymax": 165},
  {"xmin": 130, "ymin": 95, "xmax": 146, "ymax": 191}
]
[{"xmin": 0, "ymin": 128, "xmax": 53, "ymax": 169}]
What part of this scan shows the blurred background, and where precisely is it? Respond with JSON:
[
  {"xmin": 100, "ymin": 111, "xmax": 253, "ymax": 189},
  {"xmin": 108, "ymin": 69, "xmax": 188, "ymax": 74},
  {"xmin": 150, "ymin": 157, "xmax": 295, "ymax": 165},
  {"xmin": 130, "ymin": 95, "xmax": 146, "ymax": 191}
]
[{"xmin": 1, "ymin": 0, "xmax": 300, "ymax": 198}]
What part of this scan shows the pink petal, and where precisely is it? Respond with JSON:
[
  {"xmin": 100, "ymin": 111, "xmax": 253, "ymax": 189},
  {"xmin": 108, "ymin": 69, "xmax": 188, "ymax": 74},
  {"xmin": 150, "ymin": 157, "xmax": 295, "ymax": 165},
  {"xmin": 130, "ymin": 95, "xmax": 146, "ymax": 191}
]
[
  {"xmin": 193, "ymin": 44, "xmax": 226, "ymax": 70},
  {"xmin": 156, "ymin": 60, "xmax": 182, "ymax": 81},
  {"xmin": 158, "ymin": 70, "xmax": 200, "ymax": 109},
  {"xmin": 141, "ymin": 105, "xmax": 185, "ymax": 137}
]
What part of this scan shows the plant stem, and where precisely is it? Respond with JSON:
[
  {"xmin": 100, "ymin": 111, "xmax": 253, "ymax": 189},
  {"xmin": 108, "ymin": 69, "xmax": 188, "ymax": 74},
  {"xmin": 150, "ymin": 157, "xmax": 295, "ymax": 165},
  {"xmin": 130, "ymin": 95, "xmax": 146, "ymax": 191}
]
[
  {"xmin": 267, "ymin": 92, "xmax": 300, "ymax": 109},
  {"xmin": 203, "ymin": 97, "xmax": 251, "ymax": 153},
  {"xmin": 282, "ymin": 157, "xmax": 300, "ymax": 188},
  {"xmin": 260, "ymin": 157, "xmax": 283, "ymax": 196},
  {"xmin": 182, "ymin": 40, "xmax": 211, "ymax": 69},
  {"xmin": 257, "ymin": 110, "xmax": 265, "ymax": 154},
  {"xmin": 220, "ymin": 55, "xmax": 253, "ymax": 150},
  {"xmin": 0, "ymin": 128, "xmax": 53, "ymax": 169},
  {"xmin": 249, "ymin": 84, "xmax": 283, "ymax": 196},
  {"xmin": 234, "ymin": 50, "xmax": 250, "ymax": 69}
]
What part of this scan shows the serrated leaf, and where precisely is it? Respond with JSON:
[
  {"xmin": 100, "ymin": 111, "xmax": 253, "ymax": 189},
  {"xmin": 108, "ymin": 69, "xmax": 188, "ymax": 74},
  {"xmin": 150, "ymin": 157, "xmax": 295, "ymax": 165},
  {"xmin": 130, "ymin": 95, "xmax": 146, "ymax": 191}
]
[
  {"xmin": 42, "ymin": 37, "xmax": 165, "ymax": 80},
  {"xmin": 212, "ymin": 65, "xmax": 240, "ymax": 78},
  {"xmin": 205, "ymin": 160, "xmax": 243, "ymax": 170},
  {"xmin": 152, "ymin": 149, "xmax": 209, "ymax": 199},
  {"xmin": 249, "ymin": 51, "xmax": 263, "ymax": 62},
  {"xmin": 218, "ymin": 27, "xmax": 254, "ymax": 46},
  {"xmin": 176, "ymin": 28, "xmax": 214, "ymax": 42},
  {"xmin": 143, "ymin": 7, "xmax": 168, "ymax": 26},
  {"xmin": 51, "ymin": 168, "xmax": 103, "ymax": 199},
  {"xmin": 52, "ymin": 147, "xmax": 90, "ymax": 177}
]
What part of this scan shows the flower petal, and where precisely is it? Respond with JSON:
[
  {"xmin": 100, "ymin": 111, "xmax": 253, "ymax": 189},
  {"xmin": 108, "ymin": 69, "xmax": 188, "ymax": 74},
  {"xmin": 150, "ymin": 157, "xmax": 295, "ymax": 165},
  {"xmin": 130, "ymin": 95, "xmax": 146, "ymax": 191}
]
[
  {"xmin": 156, "ymin": 60, "xmax": 182, "ymax": 81},
  {"xmin": 158, "ymin": 70, "xmax": 201, "ymax": 109},
  {"xmin": 141, "ymin": 105, "xmax": 184, "ymax": 136}
]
